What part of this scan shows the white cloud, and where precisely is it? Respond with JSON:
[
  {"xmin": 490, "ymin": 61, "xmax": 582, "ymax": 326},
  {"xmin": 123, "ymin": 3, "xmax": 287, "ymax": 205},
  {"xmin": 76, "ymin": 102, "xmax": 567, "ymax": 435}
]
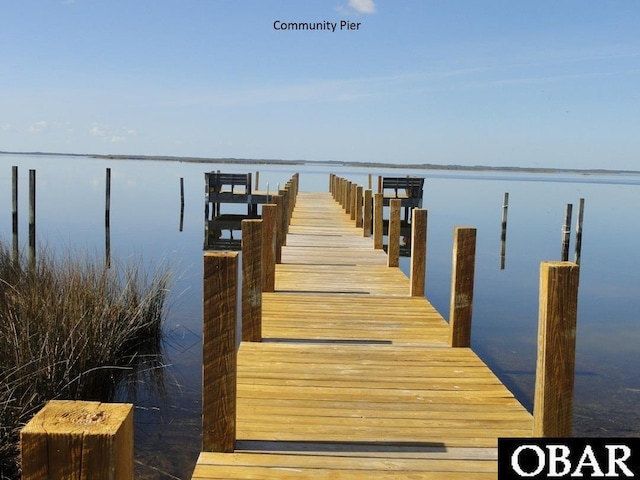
[
  {"xmin": 90, "ymin": 124, "xmax": 107, "ymax": 137},
  {"xmin": 347, "ymin": 0, "xmax": 376, "ymax": 14},
  {"xmin": 90, "ymin": 123, "xmax": 136, "ymax": 143},
  {"xmin": 28, "ymin": 120, "xmax": 65, "ymax": 133},
  {"xmin": 0, "ymin": 123, "xmax": 12, "ymax": 132}
]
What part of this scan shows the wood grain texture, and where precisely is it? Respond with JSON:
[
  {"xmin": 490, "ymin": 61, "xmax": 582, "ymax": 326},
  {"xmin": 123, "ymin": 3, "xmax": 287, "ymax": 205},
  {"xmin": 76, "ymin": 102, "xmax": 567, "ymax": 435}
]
[
  {"xmin": 410, "ymin": 208, "xmax": 427, "ymax": 297},
  {"xmin": 449, "ymin": 227, "xmax": 477, "ymax": 348},
  {"xmin": 387, "ymin": 198, "xmax": 401, "ymax": 267},
  {"xmin": 241, "ymin": 219, "xmax": 262, "ymax": 342}
]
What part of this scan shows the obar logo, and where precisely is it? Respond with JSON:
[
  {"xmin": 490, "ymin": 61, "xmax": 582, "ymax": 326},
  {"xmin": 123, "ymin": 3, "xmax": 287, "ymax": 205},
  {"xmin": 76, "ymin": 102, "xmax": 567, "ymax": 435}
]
[{"xmin": 499, "ymin": 438, "xmax": 640, "ymax": 479}]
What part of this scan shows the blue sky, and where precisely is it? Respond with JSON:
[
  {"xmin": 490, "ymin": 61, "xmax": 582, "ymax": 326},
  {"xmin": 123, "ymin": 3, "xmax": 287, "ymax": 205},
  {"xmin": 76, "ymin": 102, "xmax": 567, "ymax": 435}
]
[{"xmin": 1, "ymin": 1, "xmax": 639, "ymax": 169}]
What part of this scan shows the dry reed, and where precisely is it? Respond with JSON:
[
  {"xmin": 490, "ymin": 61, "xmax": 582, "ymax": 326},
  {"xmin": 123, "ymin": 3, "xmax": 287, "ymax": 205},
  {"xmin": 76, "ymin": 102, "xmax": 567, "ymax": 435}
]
[{"xmin": 0, "ymin": 241, "xmax": 170, "ymax": 479}]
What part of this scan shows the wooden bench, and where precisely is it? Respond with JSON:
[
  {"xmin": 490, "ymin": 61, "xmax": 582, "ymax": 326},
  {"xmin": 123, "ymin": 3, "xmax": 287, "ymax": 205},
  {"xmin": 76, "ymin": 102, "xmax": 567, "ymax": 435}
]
[
  {"xmin": 378, "ymin": 176, "xmax": 425, "ymax": 220},
  {"xmin": 205, "ymin": 172, "xmax": 253, "ymax": 216}
]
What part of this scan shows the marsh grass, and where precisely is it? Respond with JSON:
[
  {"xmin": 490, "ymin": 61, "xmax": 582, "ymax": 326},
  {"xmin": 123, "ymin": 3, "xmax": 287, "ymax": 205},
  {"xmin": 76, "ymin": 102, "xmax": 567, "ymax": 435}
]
[{"xmin": 0, "ymin": 242, "xmax": 171, "ymax": 478}]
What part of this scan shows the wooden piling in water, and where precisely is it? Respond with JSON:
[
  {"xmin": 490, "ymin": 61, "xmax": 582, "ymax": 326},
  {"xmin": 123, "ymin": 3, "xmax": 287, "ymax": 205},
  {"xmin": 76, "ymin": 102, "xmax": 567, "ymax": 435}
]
[
  {"xmin": 105, "ymin": 168, "xmax": 111, "ymax": 268},
  {"xmin": 179, "ymin": 177, "xmax": 185, "ymax": 232},
  {"xmin": 387, "ymin": 199, "xmax": 401, "ymax": 267},
  {"xmin": 448, "ymin": 227, "xmax": 477, "ymax": 348},
  {"xmin": 561, "ymin": 203, "xmax": 572, "ymax": 261},
  {"xmin": 28, "ymin": 169, "xmax": 36, "ymax": 267},
  {"xmin": 410, "ymin": 209, "xmax": 427, "ymax": 297},
  {"xmin": 500, "ymin": 192, "xmax": 509, "ymax": 270},
  {"xmin": 363, "ymin": 189, "xmax": 372, "ymax": 237},
  {"xmin": 21, "ymin": 400, "xmax": 134, "ymax": 480},
  {"xmin": 574, "ymin": 198, "xmax": 584, "ymax": 265},
  {"xmin": 261, "ymin": 204, "xmax": 277, "ymax": 293},
  {"xmin": 12, "ymin": 166, "xmax": 18, "ymax": 263},
  {"xmin": 242, "ymin": 219, "xmax": 263, "ymax": 342},
  {"xmin": 373, "ymin": 193, "xmax": 383, "ymax": 249},
  {"xmin": 203, "ymin": 251, "xmax": 238, "ymax": 452},
  {"xmin": 533, "ymin": 261, "xmax": 579, "ymax": 437}
]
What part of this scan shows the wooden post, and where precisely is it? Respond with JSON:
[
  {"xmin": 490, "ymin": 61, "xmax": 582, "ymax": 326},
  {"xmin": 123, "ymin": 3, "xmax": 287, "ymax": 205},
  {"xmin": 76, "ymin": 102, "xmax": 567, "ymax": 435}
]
[
  {"xmin": 203, "ymin": 251, "xmax": 238, "ymax": 452},
  {"xmin": 242, "ymin": 219, "xmax": 263, "ymax": 342},
  {"xmin": 533, "ymin": 261, "xmax": 580, "ymax": 437},
  {"xmin": 261, "ymin": 204, "xmax": 277, "ymax": 292},
  {"xmin": 272, "ymin": 194, "xmax": 283, "ymax": 264},
  {"xmin": 448, "ymin": 227, "xmax": 477, "ymax": 348},
  {"xmin": 574, "ymin": 198, "xmax": 584, "ymax": 265},
  {"xmin": 368, "ymin": 173, "xmax": 372, "ymax": 190},
  {"xmin": 12, "ymin": 166, "xmax": 18, "ymax": 263},
  {"xmin": 355, "ymin": 185, "xmax": 363, "ymax": 227},
  {"xmin": 350, "ymin": 184, "xmax": 358, "ymax": 221},
  {"xmin": 21, "ymin": 400, "xmax": 134, "ymax": 480},
  {"xmin": 500, "ymin": 192, "xmax": 509, "ymax": 270},
  {"xmin": 363, "ymin": 189, "xmax": 372, "ymax": 237},
  {"xmin": 373, "ymin": 193, "xmax": 384, "ymax": 249},
  {"xmin": 255, "ymin": 171, "xmax": 259, "ymax": 191},
  {"xmin": 105, "ymin": 168, "xmax": 111, "ymax": 268},
  {"xmin": 345, "ymin": 182, "xmax": 352, "ymax": 215},
  {"xmin": 29, "ymin": 169, "xmax": 36, "ymax": 267},
  {"xmin": 179, "ymin": 177, "xmax": 185, "ymax": 232},
  {"xmin": 561, "ymin": 203, "xmax": 572, "ymax": 261},
  {"xmin": 410, "ymin": 209, "xmax": 427, "ymax": 297},
  {"xmin": 387, "ymin": 199, "xmax": 401, "ymax": 267}
]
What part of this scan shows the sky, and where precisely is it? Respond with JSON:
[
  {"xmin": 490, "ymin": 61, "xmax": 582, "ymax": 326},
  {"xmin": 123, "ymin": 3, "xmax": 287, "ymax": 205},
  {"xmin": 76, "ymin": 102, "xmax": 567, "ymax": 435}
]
[{"xmin": 1, "ymin": 0, "xmax": 639, "ymax": 169}]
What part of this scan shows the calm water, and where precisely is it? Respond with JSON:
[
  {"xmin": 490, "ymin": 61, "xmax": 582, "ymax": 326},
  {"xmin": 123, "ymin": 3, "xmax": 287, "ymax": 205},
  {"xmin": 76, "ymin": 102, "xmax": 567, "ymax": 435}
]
[{"xmin": 2, "ymin": 154, "xmax": 640, "ymax": 478}]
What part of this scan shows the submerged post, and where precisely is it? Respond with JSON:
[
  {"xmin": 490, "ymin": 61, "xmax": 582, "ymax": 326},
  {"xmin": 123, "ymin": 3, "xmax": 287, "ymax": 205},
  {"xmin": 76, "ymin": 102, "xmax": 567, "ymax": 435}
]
[
  {"xmin": 21, "ymin": 400, "xmax": 134, "ymax": 480},
  {"xmin": 12, "ymin": 166, "xmax": 18, "ymax": 263},
  {"xmin": 561, "ymin": 203, "xmax": 572, "ymax": 261},
  {"xmin": 448, "ymin": 227, "xmax": 477, "ymax": 348},
  {"xmin": 574, "ymin": 198, "xmax": 585, "ymax": 265},
  {"xmin": 105, "ymin": 168, "xmax": 111, "ymax": 268},
  {"xmin": 242, "ymin": 219, "xmax": 263, "ymax": 342},
  {"xmin": 28, "ymin": 169, "xmax": 36, "ymax": 267},
  {"xmin": 500, "ymin": 192, "xmax": 509, "ymax": 270},
  {"xmin": 373, "ymin": 193, "xmax": 384, "ymax": 249},
  {"xmin": 410, "ymin": 209, "xmax": 427, "ymax": 297},
  {"xmin": 261, "ymin": 204, "xmax": 277, "ymax": 292},
  {"xmin": 203, "ymin": 251, "xmax": 238, "ymax": 452},
  {"xmin": 387, "ymin": 198, "xmax": 401, "ymax": 267},
  {"xmin": 533, "ymin": 261, "xmax": 579, "ymax": 437}
]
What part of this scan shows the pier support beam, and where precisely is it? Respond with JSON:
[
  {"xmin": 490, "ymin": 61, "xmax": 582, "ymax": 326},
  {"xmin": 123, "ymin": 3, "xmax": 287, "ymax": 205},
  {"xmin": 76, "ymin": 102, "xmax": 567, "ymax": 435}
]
[
  {"xmin": 387, "ymin": 199, "xmax": 401, "ymax": 267},
  {"xmin": 242, "ymin": 219, "xmax": 263, "ymax": 342},
  {"xmin": 21, "ymin": 400, "xmax": 134, "ymax": 480},
  {"xmin": 410, "ymin": 209, "xmax": 427, "ymax": 297},
  {"xmin": 261, "ymin": 204, "xmax": 277, "ymax": 292},
  {"xmin": 448, "ymin": 227, "xmax": 477, "ymax": 347},
  {"xmin": 373, "ymin": 193, "xmax": 384, "ymax": 249},
  {"xmin": 203, "ymin": 251, "xmax": 238, "ymax": 452},
  {"xmin": 533, "ymin": 261, "xmax": 579, "ymax": 437}
]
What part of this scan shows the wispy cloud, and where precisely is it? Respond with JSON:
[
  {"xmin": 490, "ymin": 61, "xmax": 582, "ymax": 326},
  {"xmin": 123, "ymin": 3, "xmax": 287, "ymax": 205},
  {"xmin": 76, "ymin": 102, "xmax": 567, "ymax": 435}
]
[
  {"xmin": 0, "ymin": 123, "xmax": 12, "ymax": 132},
  {"xmin": 348, "ymin": 0, "xmax": 376, "ymax": 14},
  {"xmin": 90, "ymin": 123, "xmax": 136, "ymax": 143},
  {"xmin": 27, "ymin": 120, "xmax": 66, "ymax": 133}
]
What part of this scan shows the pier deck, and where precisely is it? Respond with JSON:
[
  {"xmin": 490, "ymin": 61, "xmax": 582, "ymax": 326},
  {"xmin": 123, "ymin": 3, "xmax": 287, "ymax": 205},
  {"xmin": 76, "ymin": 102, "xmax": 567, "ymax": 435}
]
[{"xmin": 192, "ymin": 191, "xmax": 532, "ymax": 479}]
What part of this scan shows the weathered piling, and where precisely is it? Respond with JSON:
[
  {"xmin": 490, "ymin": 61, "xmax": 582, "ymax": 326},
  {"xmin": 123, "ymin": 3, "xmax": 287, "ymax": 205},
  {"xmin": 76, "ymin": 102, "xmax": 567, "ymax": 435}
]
[
  {"xmin": 387, "ymin": 199, "xmax": 401, "ymax": 267},
  {"xmin": 448, "ymin": 227, "xmax": 477, "ymax": 348},
  {"xmin": 500, "ymin": 192, "xmax": 509, "ymax": 270},
  {"xmin": 180, "ymin": 177, "xmax": 185, "ymax": 232},
  {"xmin": 561, "ymin": 203, "xmax": 573, "ymax": 261},
  {"xmin": 574, "ymin": 198, "xmax": 584, "ymax": 265},
  {"xmin": 12, "ymin": 166, "xmax": 18, "ymax": 263},
  {"xmin": 373, "ymin": 193, "xmax": 384, "ymax": 249},
  {"xmin": 242, "ymin": 219, "xmax": 263, "ymax": 342},
  {"xmin": 203, "ymin": 251, "xmax": 238, "ymax": 452},
  {"xmin": 363, "ymin": 189, "xmax": 372, "ymax": 237},
  {"xmin": 533, "ymin": 261, "xmax": 579, "ymax": 437},
  {"xmin": 21, "ymin": 400, "xmax": 134, "ymax": 480},
  {"xmin": 105, "ymin": 168, "xmax": 111, "ymax": 268},
  {"xmin": 261, "ymin": 204, "xmax": 277, "ymax": 293},
  {"xmin": 410, "ymin": 209, "xmax": 427, "ymax": 297},
  {"xmin": 29, "ymin": 169, "xmax": 36, "ymax": 267}
]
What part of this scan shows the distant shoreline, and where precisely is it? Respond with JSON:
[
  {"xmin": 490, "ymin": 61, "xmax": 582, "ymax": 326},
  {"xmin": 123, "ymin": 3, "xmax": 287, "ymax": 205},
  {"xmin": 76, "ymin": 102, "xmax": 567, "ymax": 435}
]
[{"xmin": 2, "ymin": 150, "xmax": 639, "ymax": 176}]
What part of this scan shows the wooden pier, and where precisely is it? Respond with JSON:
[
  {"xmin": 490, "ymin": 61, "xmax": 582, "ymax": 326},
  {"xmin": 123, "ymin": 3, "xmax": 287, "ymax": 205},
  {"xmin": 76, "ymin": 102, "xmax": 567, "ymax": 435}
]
[
  {"xmin": 19, "ymin": 173, "xmax": 579, "ymax": 479},
  {"xmin": 189, "ymin": 174, "xmax": 578, "ymax": 479}
]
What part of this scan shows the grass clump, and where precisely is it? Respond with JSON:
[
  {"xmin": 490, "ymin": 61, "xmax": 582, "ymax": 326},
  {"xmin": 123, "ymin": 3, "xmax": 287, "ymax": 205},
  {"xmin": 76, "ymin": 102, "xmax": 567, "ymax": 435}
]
[{"xmin": 0, "ymin": 242, "xmax": 170, "ymax": 479}]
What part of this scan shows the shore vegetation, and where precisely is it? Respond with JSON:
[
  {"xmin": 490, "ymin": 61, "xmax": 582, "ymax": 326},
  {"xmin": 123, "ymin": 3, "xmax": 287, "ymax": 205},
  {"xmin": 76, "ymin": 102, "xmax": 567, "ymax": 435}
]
[{"xmin": 0, "ymin": 241, "xmax": 170, "ymax": 479}]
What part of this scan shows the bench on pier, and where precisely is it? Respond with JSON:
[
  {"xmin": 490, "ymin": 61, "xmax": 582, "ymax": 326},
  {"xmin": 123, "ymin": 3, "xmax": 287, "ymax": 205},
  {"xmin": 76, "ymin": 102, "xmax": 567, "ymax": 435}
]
[
  {"xmin": 205, "ymin": 171, "xmax": 260, "ymax": 218},
  {"xmin": 378, "ymin": 176, "xmax": 425, "ymax": 220}
]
